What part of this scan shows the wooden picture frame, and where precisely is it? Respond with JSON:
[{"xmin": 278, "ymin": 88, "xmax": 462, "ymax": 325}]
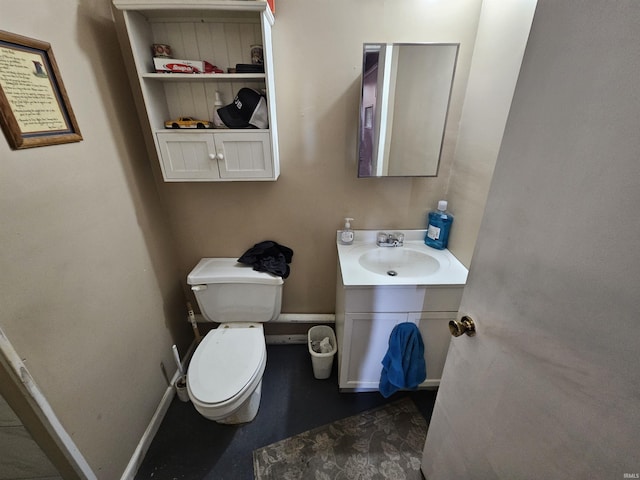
[{"xmin": 0, "ymin": 30, "xmax": 82, "ymax": 149}]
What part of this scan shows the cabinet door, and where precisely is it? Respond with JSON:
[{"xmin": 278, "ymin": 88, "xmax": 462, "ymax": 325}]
[
  {"xmin": 214, "ymin": 131, "xmax": 273, "ymax": 180},
  {"xmin": 340, "ymin": 312, "xmax": 408, "ymax": 391},
  {"xmin": 409, "ymin": 312, "xmax": 455, "ymax": 387},
  {"xmin": 340, "ymin": 311, "xmax": 455, "ymax": 391},
  {"xmin": 156, "ymin": 132, "xmax": 220, "ymax": 181}
]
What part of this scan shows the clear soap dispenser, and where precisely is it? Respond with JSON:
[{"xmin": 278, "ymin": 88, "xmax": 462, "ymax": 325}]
[{"xmin": 340, "ymin": 218, "xmax": 355, "ymax": 245}]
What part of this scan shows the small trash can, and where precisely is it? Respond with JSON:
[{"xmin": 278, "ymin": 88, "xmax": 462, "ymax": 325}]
[{"xmin": 308, "ymin": 325, "xmax": 337, "ymax": 379}]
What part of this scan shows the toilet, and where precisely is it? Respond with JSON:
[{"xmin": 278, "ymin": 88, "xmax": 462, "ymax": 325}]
[{"xmin": 186, "ymin": 258, "xmax": 283, "ymax": 424}]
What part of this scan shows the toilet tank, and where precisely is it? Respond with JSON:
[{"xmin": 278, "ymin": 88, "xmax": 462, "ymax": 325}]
[{"xmin": 187, "ymin": 258, "xmax": 283, "ymax": 323}]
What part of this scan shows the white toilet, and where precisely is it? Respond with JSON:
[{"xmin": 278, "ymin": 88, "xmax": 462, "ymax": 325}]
[{"xmin": 186, "ymin": 258, "xmax": 283, "ymax": 424}]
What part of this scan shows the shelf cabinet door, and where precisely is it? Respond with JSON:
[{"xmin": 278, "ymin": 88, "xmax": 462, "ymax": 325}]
[
  {"xmin": 214, "ymin": 131, "xmax": 273, "ymax": 179},
  {"xmin": 156, "ymin": 131, "xmax": 272, "ymax": 181},
  {"xmin": 156, "ymin": 132, "xmax": 220, "ymax": 181}
]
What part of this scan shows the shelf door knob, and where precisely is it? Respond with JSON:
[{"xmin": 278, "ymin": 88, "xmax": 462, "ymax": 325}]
[
  {"xmin": 208, "ymin": 153, "xmax": 216, "ymax": 160},
  {"xmin": 449, "ymin": 316, "xmax": 476, "ymax": 337},
  {"xmin": 216, "ymin": 153, "xmax": 224, "ymax": 161}
]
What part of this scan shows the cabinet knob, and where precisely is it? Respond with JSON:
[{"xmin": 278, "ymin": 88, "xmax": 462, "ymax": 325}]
[
  {"xmin": 208, "ymin": 153, "xmax": 216, "ymax": 160},
  {"xmin": 216, "ymin": 153, "xmax": 224, "ymax": 161}
]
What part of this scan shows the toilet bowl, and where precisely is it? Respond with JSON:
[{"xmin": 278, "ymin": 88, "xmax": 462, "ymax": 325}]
[
  {"xmin": 186, "ymin": 258, "xmax": 283, "ymax": 424},
  {"xmin": 187, "ymin": 323, "xmax": 266, "ymax": 423}
]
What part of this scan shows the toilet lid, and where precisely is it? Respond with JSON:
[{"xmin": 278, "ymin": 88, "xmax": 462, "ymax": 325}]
[{"xmin": 188, "ymin": 327, "xmax": 265, "ymax": 405}]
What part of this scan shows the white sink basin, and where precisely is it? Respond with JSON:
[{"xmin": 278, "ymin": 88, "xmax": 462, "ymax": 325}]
[
  {"xmin": 358, "ymin": 247, "xmax": 440, "ymax": 277},
  {"xmin": 337, "ymin": 230, "xmax": 468, "ymax": 286}
]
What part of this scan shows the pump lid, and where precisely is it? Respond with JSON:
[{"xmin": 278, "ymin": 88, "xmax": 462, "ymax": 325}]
[
  {"xmin": 437, "ymin": 200, "xmax": 448, "ymax": 211},
  {"xmin": 344, "ymin": 217, "xmax": 354, "ymax": 228}
]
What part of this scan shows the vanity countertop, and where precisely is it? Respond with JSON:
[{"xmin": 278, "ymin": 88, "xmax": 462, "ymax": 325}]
[{"xmin": 337, "ymin": 230, "xmax": 468, "ymax": 286}]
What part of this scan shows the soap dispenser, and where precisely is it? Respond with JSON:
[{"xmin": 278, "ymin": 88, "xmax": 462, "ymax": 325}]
[
  {"xmin": 425, "ymin": 200, "xmax": 453, "ymax": 250},
  {"xmin": 340, "ymin": 218, "xmax": 355, "ymax": 245}
]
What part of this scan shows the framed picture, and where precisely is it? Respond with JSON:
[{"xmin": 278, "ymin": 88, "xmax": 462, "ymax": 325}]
[{"xmin": 0, "ymin": 30, "xmax": 82, "ymax": 149}]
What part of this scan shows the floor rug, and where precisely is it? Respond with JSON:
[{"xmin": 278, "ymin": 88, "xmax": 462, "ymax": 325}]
[{"xmin": 253, "ymin": 397, "xmax": 427, "ymax": 480}]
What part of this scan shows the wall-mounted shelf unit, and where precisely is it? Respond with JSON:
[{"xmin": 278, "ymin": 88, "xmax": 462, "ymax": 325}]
[{"xmin": 112, "ymin": 0, "xmax": 279, "ymax": 181}]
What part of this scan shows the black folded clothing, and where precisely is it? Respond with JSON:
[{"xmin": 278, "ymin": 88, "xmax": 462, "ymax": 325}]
[
  {"xmin": 235, "ymin": 63, "xmax": 265, "ymax": 73},
  {"xmin": 237, "ymin": 240, "xmax": 293, "ymax": 279}
]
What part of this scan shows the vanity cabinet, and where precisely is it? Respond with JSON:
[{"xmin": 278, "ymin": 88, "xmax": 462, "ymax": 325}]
[
  {"xmin": 112, "ymin": 0, "xmax": 279, "ymax": 182},
  {"xmin": 335, "ymin": 270, "xmax": 463, "ymax": 391}
]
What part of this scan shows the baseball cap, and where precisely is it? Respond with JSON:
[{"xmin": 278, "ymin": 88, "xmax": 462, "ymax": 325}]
[{"xmin": 217, "ymin": 88, "xmax": 269, "ymax": 129}]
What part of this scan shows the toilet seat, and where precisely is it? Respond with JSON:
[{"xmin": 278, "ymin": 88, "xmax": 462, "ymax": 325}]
[{"xmin": 187, "ymin": 324, "xmax": 266, "ymax": 419}]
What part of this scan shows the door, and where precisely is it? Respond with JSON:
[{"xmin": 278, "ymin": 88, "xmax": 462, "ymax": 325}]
[{"xmin": 422, "ymin": 1, "xmax": 640, "ymax": 478}]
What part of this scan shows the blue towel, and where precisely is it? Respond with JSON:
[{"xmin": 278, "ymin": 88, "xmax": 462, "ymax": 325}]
[{"xmin": 379, "ymin": 322, "xmax": 426, "ymax": 398}]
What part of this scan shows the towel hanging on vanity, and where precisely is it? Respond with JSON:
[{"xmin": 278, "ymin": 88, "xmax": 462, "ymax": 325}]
[{"xmin": 379, "ymin": 322, "xmax": 426, "ymax": 398}]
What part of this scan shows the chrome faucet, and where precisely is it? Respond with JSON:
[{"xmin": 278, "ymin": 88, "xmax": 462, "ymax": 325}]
[{"xmin": 376, "ymin": 232, "xmax": 405, "ymax": 247}]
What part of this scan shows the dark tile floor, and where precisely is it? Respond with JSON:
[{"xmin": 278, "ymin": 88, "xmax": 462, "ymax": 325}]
[{"xmin": 135, "ymin": 344, "xmax": 437, "ymax": 480}]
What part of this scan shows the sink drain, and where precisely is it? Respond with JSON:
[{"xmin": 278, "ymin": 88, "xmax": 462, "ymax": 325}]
[{"xmin": 387, "ymin": 270, "xmax": 398, "ymax": 276}]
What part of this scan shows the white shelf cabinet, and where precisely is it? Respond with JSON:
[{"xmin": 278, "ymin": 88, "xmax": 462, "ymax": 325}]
[
  {"xmin": 112, "ymin": 0, "xmax": 279, "ymax": 182},
  {"xmin": 157, "ymin": 131, "xmax": 272, "ymax": 180},
  {"xmin": 335, "ymin": 267, "xmax": 463, "ymax": 392}
]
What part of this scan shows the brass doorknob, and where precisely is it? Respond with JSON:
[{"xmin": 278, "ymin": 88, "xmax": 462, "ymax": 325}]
[{"xmin": 449, "ymin": 316, "xmax": 476, "ymax": 337}]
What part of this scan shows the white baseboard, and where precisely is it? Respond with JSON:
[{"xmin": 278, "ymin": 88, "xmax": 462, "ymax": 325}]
[
  {"xmin": 275, "ymin": 313, "xmax": 335, "ymax": 323},
  {"xmin": 121, "ymin": 341, "xmax": 196, "ymax": 480},
  {"xmin": 120, "ymin": 381, "xmax": 176, "ymax": 480},
  {"xmin": 190, "ymin": 313, "xmax": 335, "ymax": 324},
  {"xmin": 265, "ymin": 334, "xmax": 308, "ymax": 344}
]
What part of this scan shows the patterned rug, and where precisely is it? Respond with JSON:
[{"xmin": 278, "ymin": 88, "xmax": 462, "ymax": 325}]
[{"xmin": 252, "ymin": 397, "xmax": 427, "ymax": 480}]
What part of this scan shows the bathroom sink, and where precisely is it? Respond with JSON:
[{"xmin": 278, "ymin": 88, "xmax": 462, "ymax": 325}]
[
  {"xmin": 336, "ymin": 230, "xmax": 468, "ymax": 286},
  {"xmin": 358, "ymin": 247, "xmax": 440, "ymax": 277}
]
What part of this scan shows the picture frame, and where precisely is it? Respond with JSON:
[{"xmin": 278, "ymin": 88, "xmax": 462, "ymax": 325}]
[{"xmin": 0, "ymin": 30, "xmax": 82, "ymax": 149}]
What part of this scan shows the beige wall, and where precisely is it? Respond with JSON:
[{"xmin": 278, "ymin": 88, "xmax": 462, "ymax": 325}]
[
  {"xmin": 447, "ymin": 0, "xmax": 538, "ymax": 265},
  {"xmin": 0, "ymin": 0, "xmax": 522, "ymax": 477},
  {"xmin": 154, "ymin": 0, "xmax": 483, "ymax": 316},
  {"xmin": 0, "ymin": 0, "xmax": 190, "ymax": 478}
]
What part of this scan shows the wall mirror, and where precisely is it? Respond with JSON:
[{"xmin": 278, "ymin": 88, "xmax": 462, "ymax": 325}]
[{"xmin": 358, "ymin": 43, "xmax": 459, "ymax": 177}]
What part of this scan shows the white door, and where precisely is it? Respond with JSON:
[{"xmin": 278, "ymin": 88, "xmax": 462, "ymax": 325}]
[{"xmin": 422, "ymin": 1, "xmax": 640, "ymax": 478}]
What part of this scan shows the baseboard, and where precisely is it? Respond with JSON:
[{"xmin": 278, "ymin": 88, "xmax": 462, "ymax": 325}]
[
  {"xmin": 265, "ymin": 334, "xmax": 308, "ymax": 344},
  {"xmin": 120, "ymin": 380, "xmax": 176, "ymax": 480},
  {"xmin": 121, "ymin": 341, "xmax": 196, "ymax": 480},
  {"xmin": 275, "ymin": 313, "xmax": 335, "ymax": 323},
  {"xmin": 191, "ymin": 313, "xmax": 335, "ymax": 324}
]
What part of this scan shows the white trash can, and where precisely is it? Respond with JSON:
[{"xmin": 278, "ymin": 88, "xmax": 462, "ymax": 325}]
[{"xmin": 308, "ymin": 325, "xmax": 337, "ymax": 379}]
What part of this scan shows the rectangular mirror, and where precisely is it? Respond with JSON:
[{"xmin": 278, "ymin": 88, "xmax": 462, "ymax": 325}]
[{"xmin": 358, "ymin": 43, "xmax": 459, "ymax": 177}]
